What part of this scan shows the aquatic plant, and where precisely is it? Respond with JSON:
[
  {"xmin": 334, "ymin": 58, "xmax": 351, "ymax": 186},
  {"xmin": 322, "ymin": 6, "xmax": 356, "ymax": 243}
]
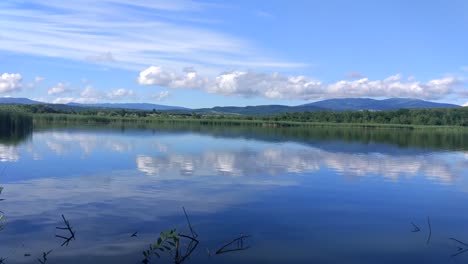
[
  {"xmin": 0, "ymin": 110, "xmax": 33, "ymax": 145},
  {"xmin": 142, "ymin": 207, "xmax": 250, "ymax": 264}
]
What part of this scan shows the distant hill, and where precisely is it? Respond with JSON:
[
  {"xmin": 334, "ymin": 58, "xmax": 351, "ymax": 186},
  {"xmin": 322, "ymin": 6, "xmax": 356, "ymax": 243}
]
[
  {"xmin": 303, "ymin": 98, "xmax": 460, "ymax": 111},
  {"xmin": 194, "ymin": 104, "xmax": 326, "ymax": 115},
  {"xmin": 194, "ymin": 98, "xmax": 459, "ymax": 115},
  {"xmin": 0, "ymin": 97, "xmax": 42, "ymax": 104},
  {"xmin": 0, "ymin": 97, "xmax": 460, "ymax": 114},
  {"xmin": 68, "ymin": 102, "xmax": 188, "ymax": 111}
]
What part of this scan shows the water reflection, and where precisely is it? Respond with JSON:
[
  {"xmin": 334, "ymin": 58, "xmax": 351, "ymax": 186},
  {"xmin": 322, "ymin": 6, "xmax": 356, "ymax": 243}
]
[
  {"xmin": 136, "ymin": 147, "xmax": 464, "ymax": 184},
  {"xmin": 0, "ymin": 145, "xmax": 19, "ymax": 162},
  {"xmin": 1, "ymin": 129, "xmax": 467, "ymax": 185},
  {"xmin": 1, "ymin": 126, "xmax": 468, "ymax": 263}
]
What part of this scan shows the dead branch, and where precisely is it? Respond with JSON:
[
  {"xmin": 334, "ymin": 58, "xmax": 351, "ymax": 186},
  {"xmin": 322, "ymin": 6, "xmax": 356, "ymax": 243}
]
[
  {"xmin": 55, "ymin": 214, "xmax": 75, "ymax": 247},
  {"xmin": 215, "ymin": 235, "xmax": 250, "ymax": 255}
]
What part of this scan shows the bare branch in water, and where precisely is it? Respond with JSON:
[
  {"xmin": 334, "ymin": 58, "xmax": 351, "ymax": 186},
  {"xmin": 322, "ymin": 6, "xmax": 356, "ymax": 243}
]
[
  {"xmin": 411, "ymin": 222, "xmax": 420, "ymax": 232},
  {"xmin": 452, "ymin": 248, "xmax": 468, "ymax": 257},
  {"xmin": 450, "ymin": 238, "xmax": 468, "ymax": 247},
  {"xmin": 450, "ymin": 238, "xmax": 468, "ymax": 257},
  {"xmin": 37, "ymin": 250, "xmax": 52, "ymax": 264},
  {"xmin": 215, "ymin": 235, "xmax": 251, "ymax": 255},
  {"xmin": 175, "ymin": 234, "xmax": 199, "ymax": 264},
  {"xmin": 183, "ymin": 207, "xmax": 198, "ymax": 239},
  {"xmin": 55, "ymin": 215, "xmax": 75, "ymax": 247},
  {"xmin": 426, "ymin": 217, "xmax": 432, "ymax": 245}
]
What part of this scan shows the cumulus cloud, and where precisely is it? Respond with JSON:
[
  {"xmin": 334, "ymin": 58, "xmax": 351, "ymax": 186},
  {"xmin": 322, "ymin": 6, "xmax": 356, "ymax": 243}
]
[
  {"xmin": 0, "ymin": 73, "xmax": 22, "ymax": 93},
  {"xmin": 137, "ymin": 66, "xmax": 462, "ymax": 100},
  {"xmin": 463, "ymin": 102, "xmax": 468, "ymax": 107},
  {"xmin": 107, "ymin": 88, "xmax": 135, "ymax": 100},
  {"xmin": 138, "ymin": 66, "xmax": 207, "ymax": 88},
  {"xmin": 48, "ymin": 82, "xmax": 71, "ymax": 95}
]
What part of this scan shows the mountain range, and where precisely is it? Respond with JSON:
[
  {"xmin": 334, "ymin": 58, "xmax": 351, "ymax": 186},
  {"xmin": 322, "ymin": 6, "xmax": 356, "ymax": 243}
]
[{"xmin": 0, "ymin": 97, "xmax": 461, "ymax": 115}]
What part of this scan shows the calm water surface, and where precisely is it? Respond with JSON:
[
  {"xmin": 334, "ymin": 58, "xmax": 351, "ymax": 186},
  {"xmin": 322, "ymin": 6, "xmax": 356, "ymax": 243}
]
[{"xmin": 0, "ymin": 125, "xmax": 468, "ymax": 263}]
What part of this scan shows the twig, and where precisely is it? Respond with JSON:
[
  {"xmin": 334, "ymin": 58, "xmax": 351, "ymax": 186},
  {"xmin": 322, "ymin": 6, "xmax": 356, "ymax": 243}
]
[
  {"xmin": 411, "ymin": 222, "xmax": 420, "ymax": 232},
  {"xmin": 215, "ymin": 235, "xmax": 251, "ymax": 255},
  {"xmin": 55, "ymin": 215, "xmax": 75, "ymax": 247},
  {"xmin": 449, "ymin": 238, "xmax": 468, "ymax": 257},
  {"xmin": 182, "ymin": 207, "xmax": 197, "ymax": 238},
  {"xmin": 450, "ymin": 238, "xmax": 468, "ymax": 247},
  {"xmin": 175, "ymin": 234, "xmax": 199, "ymax": 264},
  {"xmin": 426, "ymin": 216, "xmax": 432, "ymax": 245},
  {"xmin": 131, "ymin": 232, "xmax": 138, "ymax": 237},
  {"xmin": 37, "ymin": 250, "xmax": 52, "ymax": 264},
  {"xmin": 452, "ymin": 248, "xmax": 468, "ymax": 257}
]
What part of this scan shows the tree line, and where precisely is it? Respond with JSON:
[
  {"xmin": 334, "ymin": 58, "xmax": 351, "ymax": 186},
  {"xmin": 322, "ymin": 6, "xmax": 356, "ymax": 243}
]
[{"xmin": 0, "ymin": 104, "xmax": 467, "ymax": 127}]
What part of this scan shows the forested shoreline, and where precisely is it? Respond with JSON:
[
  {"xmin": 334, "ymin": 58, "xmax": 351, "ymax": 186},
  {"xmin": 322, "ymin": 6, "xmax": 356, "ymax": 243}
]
[{"xmin": 0, "ymin": 104, "xmax": 467, "ymax": 127}]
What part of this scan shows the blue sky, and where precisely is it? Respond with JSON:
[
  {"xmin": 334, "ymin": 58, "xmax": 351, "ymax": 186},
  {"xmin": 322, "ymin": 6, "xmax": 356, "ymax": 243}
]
[{"xmin": 0, "ymin": 0, "xmax": 467, "ymax": 108}]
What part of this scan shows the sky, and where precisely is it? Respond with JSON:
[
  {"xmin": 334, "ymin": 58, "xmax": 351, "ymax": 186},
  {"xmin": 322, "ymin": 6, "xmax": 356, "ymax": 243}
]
[{"xmin": 0, "ymin": 0, "xmax": 467, "ymax": 108}]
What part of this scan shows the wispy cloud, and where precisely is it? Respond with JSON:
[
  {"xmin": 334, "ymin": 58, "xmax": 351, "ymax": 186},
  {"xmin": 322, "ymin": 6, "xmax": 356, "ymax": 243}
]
[
  {"xmin": 346, "ymin": 72, "xmax": 364, "ymax": 79},
  {"xmin": 85, "ymin": 52, "xmax": 116, "ymax": 63},
  {"xmin": 48, "ymin": 82, "xmax": 72, "ymax": 95},
  {"xmin": 255, "ymin": 11, "xmax": 274, "ymax": 18},
  {"xmin": 0, "ymin": 1, "xmax": 303, "ymax": 73},
  {"xmin": 138, "ymin": 66, "xmax": 463, "ymax": 100},
  {"xmin": 52, "ymin": 86, "xmax": 136, "ymax": 104},
  {"xmin": 106, "ymin": 88, "xmax": 135, "ymax": 100},
  {"xmin": 153, "ymin": 91, "xmax": 170, "ymax": 101}
]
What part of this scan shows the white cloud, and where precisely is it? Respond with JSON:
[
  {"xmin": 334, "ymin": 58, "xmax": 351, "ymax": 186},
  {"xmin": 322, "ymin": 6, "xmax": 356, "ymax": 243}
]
[
  {"xmin": 138, "ymin": 66, "xmax": 207, "ymax": 88},
  {"xmin": 463, "ymin": 102, "xmax": 468, "ymax": 107},
  {"xmin": 107, "ymin": 88, "xmax": 135, "ymax": 100},
  {"xmin": 138, "ymin": 66, "xmax": 462, "ymax": 100},
  {"xmin": 153, "ymin": 91, "xmax": 170, "ymax": 101},
  {"xmin": 346, "ymin": 72, "xmax": 364, "ymax": 79},
  {"xmin": 80, "ymin": 85, "xmax": 101, "ymax": 98},
  {"xmin": 52, "ymin": 97, "xmax": 75, "ymax": 104},
  {"xmin": 256, "ymin": 11, "xmax": 274, "ymax": 18},
  {"xmin": 52, "ymin": 86, "xmax": 136, "ymax": 104},
  {"xmin": 0, "ymin": 73, "xmax": 22, "ymax": 93},
  {"xmin": 85, "ymin": 51, "xmax": 115, "ymax": 63},
  {"xmin": 48, "ymin": 82, "xmax": 71, "ymax": 95},
  {"xmin": 0, "ymin": 1, "xmax": 302, "ymax": 72},
  {"xmin": 35, "ymin": 76, "xmax": 45, "ymax": 83}
]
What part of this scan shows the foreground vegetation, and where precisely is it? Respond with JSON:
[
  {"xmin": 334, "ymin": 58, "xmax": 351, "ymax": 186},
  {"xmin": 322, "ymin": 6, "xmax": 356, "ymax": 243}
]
[{"xmin": 0, "ymin": 110, "xmax": 33, "ymax": 144}]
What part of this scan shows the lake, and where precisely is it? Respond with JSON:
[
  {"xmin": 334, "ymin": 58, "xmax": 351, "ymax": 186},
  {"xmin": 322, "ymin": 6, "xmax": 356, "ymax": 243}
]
[{"xmin": 1, "ymin": 124, "xmax": 468, "ymax": 263}]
